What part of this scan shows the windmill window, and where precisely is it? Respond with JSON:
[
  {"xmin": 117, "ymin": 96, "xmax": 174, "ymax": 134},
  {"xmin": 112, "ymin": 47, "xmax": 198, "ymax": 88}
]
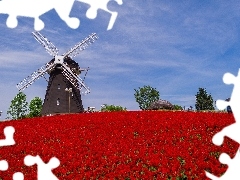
[
  {"xmin": 58, "ymin": 84, "xmax": 60, "ymax": 89},
  {"xmin": 57, "ymin": 98, "xmax": 60, "ymax": 106}
]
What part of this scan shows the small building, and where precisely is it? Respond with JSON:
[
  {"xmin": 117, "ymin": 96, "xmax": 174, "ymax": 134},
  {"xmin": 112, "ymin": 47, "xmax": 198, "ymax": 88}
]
[{"xmin": 148, "ymin": 99, "xmax": 173, "ymax": 110}]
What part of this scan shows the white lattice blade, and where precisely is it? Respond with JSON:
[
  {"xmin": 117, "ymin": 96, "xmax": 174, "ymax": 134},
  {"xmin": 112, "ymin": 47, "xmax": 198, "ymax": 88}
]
[
  {"xmin": 32, "ymin": 31, "xmax": 59, "ymax": 57},
  {"xmin": 63, "ymin": 33, "xmax": 98, "ymax": 59},
  {"xmin": 17, "ymin": 62, "xmax": 55, "ymax": 91},
  {"xmin": 79, "ymin": 68, "xmax": 89, "ymax": 71},
  {"xmin": 61, "ymin": 63, "xmax": 90, "ymax": 93}
]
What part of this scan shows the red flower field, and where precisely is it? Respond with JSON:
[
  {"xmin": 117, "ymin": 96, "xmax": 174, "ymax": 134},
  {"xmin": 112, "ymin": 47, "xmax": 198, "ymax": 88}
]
[{"xmin": 0, "ymin": 111, "xmax": 238, "ymax": 179}]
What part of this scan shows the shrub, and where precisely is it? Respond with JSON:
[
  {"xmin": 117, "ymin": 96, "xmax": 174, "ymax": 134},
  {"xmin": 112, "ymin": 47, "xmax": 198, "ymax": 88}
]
[
  {"xmin": 100, "ymin": 104, "xmax": 127, "ymax": 112},
  {"xmin": 173, "ymin": 105, "xmax": 183, "ymax": 110}
]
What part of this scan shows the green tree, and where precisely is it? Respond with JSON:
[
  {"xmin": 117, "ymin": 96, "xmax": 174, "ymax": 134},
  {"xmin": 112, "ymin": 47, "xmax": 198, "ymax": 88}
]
[
  {"xmin": 195, "ymin": 87, "xmax": 214, "ymax": 111},
  {"xmin": 134, "ymin": 85, "xmax": 160, "ymax": 110},
  {"xmin": 100, "ymin": 104, "xmax": 127, "ymax": 112},
  {"xmin": 28, "ymin": 97, "xmax": 43, "ymax": 118},
  {"xmin": 173, "ymin": 104, "xmax": 183, "ymax": 110},
  {"xmin": 7, "ymin": 92, "xmax": 28, "ymax": 120}
]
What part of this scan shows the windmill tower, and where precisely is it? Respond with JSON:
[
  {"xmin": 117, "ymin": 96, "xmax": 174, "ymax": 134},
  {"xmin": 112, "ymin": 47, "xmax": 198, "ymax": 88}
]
[{"xmin": 16, "ymin": 31, "xmax": 98, "ymax": 116}]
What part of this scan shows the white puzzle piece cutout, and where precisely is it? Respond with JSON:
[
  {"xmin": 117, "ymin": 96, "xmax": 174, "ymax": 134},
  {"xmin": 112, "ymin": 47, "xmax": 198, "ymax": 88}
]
[
  {"xmin": 206, "ymin": 150, "xmax": 240, "ymax": 179},
  {"xmin": 0, "ymin": 126, "xmax": 15, "ymax": 146},
  {"xmin": 24, "ymin": 155, "xmax": 60, "ymax": 180},
  {"xmin": 206, "ymin": 69, "xmax": 240, "ymax": 179},
  {"xmin": 0, "ymin": 126, "xmax": 15, "ymax": 172},
  {"xmin": 0, "ymin": 0, "xmax": 79, "ymax": 31},
  {"xmin": 0, "ymin": 160, "xmax": 8, "ymax": 171},
  {"xmin": 0, "ymin": 0, "xmax": 123, "ymax": 30},
  {"xmin": 0, "ymin": 126, "xmax": 60, "ymax": 180},
  {"xmin": 13, "ymin": 172, "xmax": 24, "ymax": 180},
  {"xmin": 77, "ymin": 0, "xmax": 123, "ymax": 30}
]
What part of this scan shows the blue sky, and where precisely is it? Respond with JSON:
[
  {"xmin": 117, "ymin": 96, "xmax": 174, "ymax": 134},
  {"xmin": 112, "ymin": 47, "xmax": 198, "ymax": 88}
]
[{"xmin": 0, "ymin": 1, "xmax": 239, "ymax": 119}]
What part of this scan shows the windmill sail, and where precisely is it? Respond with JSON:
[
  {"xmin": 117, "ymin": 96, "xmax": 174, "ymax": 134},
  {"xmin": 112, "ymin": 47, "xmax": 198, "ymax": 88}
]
[
  {"xmin": 63, "ymin": 33, "xmax": 98, "ymax": 59},
  {"xmin": 61, "ymin": 62, "xmax": 90, "ymax": 94},
  {"xmin": 32, "ymin": 31, "xmax": 59, "ymax": 57},
  {"xmin": 16, "ymin": 62, "xmax": 55, "ymax": 91},
  {"xmin": 16, "ymin": 31, "xmax": 98, "ymax": 115}
]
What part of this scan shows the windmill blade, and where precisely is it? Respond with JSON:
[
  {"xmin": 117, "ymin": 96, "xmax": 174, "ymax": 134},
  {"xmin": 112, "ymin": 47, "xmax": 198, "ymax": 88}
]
[
  {"xmin": 63, "ymin": 33, "xmax": 98, "ymax": 59},
  {"xmin": 79, "ymin": 67, "xmax": 90, "ymax": 72},
  {"xmin": 32, "ymin": 31, "xmax": 59, "ymax": 57},
  {"xmin": 61, "ymin": 63, "xmax": 90, "ymax": 94},
  {"xmin": 16, "ymin": 62, "xmax": 56, "ymax": 91}
]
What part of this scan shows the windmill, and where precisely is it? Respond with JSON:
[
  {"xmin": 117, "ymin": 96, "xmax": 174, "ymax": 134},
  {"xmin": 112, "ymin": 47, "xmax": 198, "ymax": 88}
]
[{"xmin": 16, "ymin": 31, "xmax": 98, "ymax": 116}]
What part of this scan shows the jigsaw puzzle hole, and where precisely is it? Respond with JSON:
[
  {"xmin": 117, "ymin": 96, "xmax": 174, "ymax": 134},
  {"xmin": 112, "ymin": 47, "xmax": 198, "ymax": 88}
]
[
  {"xmin": 13, "ymin": 172, "xmax": 24, "ymax": 180},
  {"xmin": 6, "ymin": 16, "xmax": 18, "ymax": 28},
  {"xmin": 223, "ymin": 73, "xmax": 235, "ymax": 85},
  {"xmin": 107, "ymin": 0, "xmax": 123, "ymax": 12}
]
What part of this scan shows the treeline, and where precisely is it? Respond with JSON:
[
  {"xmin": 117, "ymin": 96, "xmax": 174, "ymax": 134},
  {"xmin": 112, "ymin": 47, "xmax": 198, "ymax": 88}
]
[
  {"xmin": 134, "ymin": 85, "xmax": 215, "ymax": 111},
  {"xmin": 7, "ymin": 92, "xmax": 43, "ymax": 120},
  {"xmin": 6, "ymin": 85, "xmax": 220, "ymax": 120}
]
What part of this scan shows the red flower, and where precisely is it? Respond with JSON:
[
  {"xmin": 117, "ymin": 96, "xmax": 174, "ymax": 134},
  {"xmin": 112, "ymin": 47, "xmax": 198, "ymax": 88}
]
[{"xmin": 0, "ymin": 111, "xmax": 237, "ymax": 179}]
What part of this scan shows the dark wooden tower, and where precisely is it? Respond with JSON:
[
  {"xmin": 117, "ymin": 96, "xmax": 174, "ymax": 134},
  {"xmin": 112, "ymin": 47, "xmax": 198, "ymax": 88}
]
[{"xmin": 41, "ymin": 58, "xmax": 84, "ymax": 116}]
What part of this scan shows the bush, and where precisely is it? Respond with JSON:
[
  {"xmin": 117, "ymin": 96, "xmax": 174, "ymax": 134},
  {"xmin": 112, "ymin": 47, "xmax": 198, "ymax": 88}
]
[
  {"xmin": 173, "ymin": 105, "xmax": 183, "ymax": 110},
  {"xmin": 101, "ymin": 104, "xmax": 127, "ymax": 112}
]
